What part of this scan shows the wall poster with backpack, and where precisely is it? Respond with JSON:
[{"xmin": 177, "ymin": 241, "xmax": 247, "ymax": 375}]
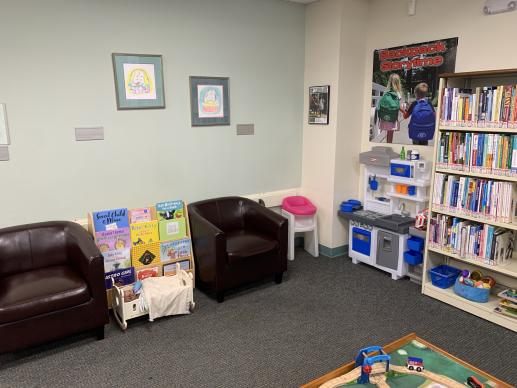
[{"xmin": 370, "ymin": 37, "xmax": 458, "ymax": 146}]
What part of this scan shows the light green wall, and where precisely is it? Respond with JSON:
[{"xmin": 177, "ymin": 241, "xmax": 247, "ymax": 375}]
[{"xmin": 0, "ymin": 0, "xmax": 305, "ymax": 227}]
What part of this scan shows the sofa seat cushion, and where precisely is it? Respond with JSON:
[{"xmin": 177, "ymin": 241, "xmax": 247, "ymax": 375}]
[
  {"xmin": 226, "ymin": 230, "xmax": 278, "ymax": 265},
  {"xmin": 0, "ymin": 265, "xmax": 90, "ymax": 324}
]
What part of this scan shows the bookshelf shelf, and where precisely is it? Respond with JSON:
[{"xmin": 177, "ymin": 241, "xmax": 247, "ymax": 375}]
[
  {"xmin": 427, "ymin": 246, "xmax": 517, "ymax": 278},
  {"xmin": 422, "ymin": 282, "xmax": 517, "ymax": 332},
  {"xmin": 430, "ymin": 206, "xmax": 517, "ymax": 231},
  {"xmin": 435, "ymin": 168, "xmax": 517, "ymax": 182},
  {"xmin": 439, "ymin": 125, "xmax": 517, "ymax": 133},
  {"xmin": 423, "ymin": 69, "xmax": 517, "ymax": 332}
]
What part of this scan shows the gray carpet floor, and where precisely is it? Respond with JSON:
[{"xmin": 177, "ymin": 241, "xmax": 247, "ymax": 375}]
[{"xmin": 1, "ymin": 249, "xmax": 516, "ymax": 387}]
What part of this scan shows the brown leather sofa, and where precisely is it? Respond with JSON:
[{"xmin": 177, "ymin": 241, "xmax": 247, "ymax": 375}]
[
  {"xmin": 188, "ymin": 197, "xmax": 287, "ymax": 302},
  {"xmin": 0, "ymin": 221, "xmax": 109, "ymax": 353}
]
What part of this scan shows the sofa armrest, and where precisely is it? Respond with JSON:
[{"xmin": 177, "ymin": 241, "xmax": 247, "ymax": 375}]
[
  {"xmin": 65, "ymin": 222, "xmax": 107, "ymax": 306},
  {"xmin": 188, "ymin": 209, "xmax": 227, "ymax": 285}
]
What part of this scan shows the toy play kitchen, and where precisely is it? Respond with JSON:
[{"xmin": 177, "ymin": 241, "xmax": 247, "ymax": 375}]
[{"xmin": 338, "ymin": 146, "xmax": 430, "ymax": 280}]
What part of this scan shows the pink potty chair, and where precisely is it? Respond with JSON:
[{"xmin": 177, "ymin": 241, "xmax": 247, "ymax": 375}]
[{"xmin": 281, "ymin": 196, "xmax": 318, "ymax": 261}]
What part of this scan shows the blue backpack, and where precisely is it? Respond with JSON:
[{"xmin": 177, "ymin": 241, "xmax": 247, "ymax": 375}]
[{"xmin": 408, "ymin": 100, "xmax": 435, "ymax": 141}]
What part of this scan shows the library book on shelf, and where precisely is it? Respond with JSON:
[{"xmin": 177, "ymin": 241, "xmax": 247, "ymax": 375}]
[{"xmin": 423, "ymin": 68, "xmax": 517, "ymax": 332}]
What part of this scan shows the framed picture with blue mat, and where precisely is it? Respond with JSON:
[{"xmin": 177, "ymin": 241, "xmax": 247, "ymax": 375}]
[{"xmin": 189, "ymin": 76, "xmax": 230, "ymax": 126}]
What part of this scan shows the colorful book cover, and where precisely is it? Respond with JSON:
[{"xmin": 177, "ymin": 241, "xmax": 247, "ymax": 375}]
[
  {"xmin": 158, "ymin": 217, "xmax": 187, "ymax": 242},
  {"xmin": 95, "ymin": 227, "xmax": 131, "ymax": 252},
  {"xmin": 136, "ymin": 266, "xmax": 161, "ymax": 281},
  {"xmin": 178, "ymin": 259, "xmax": 191, "ymax": 271},
  {"xmin": 131, "ymin": 241, "xmax": 161, "ymax": 268},
  {"xmin": 163, "ymin": 260, "xmax": 191, "ymax": 276},
  {"xmin": 156, "ymin": 200, "xmax": 184, "ymax": 221},
  {"xmin": 129, "ymin": 207, "xmax": 153, "ymax": 224},
  {"xmin": 162, "ymin": 262, "xmax": 179, "ymax": 276},
  {"xmin": 130, "ymin": 220, "xmax": 159, "ymax": 246},
  {"xmin": 160, "ymin": 238, "xmax": 191, "ymax": 262},
  {"xmin": 103, "ymin": 248, "xmax": 131, "ymax": 272},
  {"xmin": 105, "ymin": 267, "xmax": 135, "ymax": 289},
  {"xmin": 92, "ymin": 208, "xmax": 129, "ymax": 232}
]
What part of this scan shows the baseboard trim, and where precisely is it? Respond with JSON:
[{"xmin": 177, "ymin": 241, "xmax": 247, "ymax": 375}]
[
  {"xmin": 319, "ymin": 244, "xmax": 348, "ymax": 258},
  {"xmin": 294, "ymin": 237, "xmax": 347, "ymax": 258}
]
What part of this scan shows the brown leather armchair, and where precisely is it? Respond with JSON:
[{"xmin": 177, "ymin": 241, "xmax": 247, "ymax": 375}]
[
  {"xmin": 0, "ymin": 221, "xmax": 109, "ymax": 353},
  {"xmin": 188, "ymin": 197, "xmax": 288, "ymax": 302}
]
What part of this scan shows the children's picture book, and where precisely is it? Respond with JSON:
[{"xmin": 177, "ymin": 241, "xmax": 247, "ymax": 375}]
[
  {"xmin": 178, "ymin": 259, "xmax": 191, "ymax": 271},
  {"xmin": 136, "ymin": 266, "xmax": 160, "ymax": 281},
  {"xmin": 160, "ymin": 238, "xmax": 191, "ymax": 262},
  {"xmin": 162, "ymin": 262, "xmax": 178, "ymax": 276},
  {"xmin": 498, "ymin": 288, "xmax": 517, "ymax": 303},
  {"xmin": 129, "ymin": 207, "xmax": 153, "ymax": 224},
  {"xmin": 131, "ymin": 242, "xmax": 161, "ymax": 268},
  {"xmin": 156, "ymin": 200, "xmax": 184, "ymax": 221},
  {"xmin": 105, "ymin": 267, "xmax": 135, "ymax": 289},
  {"xmin": 158, "ymin": 217, "xmax": 187, "ymax": 242},
  {"xmin": 103, "ymin": 248, "xmax": 131, "ymax": 272},
  {"xmin": 92, "ymin": 208, "xmax": 129, "ymax": 232},
  {"xmin": 130, "ymin": 220, "xmax": 159, "ymax": 246},
  {"xmin": 95, "ymin": 227, "xmax": 131, "ymax": 252},
  {"xmin": 163, "ymin": 260, "xmax": 190, "ymax": 276}
]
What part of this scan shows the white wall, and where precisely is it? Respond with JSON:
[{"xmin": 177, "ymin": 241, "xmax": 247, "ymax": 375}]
[
  {"xmin": 302, "ymin": 0, "xmax": 368, "ymax": 249},
  {"xmin": 301, "ymin": 0, "xmax": 343, "ymax": 248},
  {"xmin": 359, "ymin": 0, "xmax": 517, "ymax": 192},
  {"xmin": 302, "ymin": 0, "xmax": 517, "ymax": 249},
  {"xmin": 0, "ymin": 0, "xmax": 305, "ymax": 227},
  {"xmin": 332, "ymin": 0, "xmax": 368, "ymax": 247}
]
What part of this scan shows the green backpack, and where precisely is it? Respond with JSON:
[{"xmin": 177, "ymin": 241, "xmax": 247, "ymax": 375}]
[{"xmin": 377, "ymin": 91, "xmax": 400, "ymax": 123}]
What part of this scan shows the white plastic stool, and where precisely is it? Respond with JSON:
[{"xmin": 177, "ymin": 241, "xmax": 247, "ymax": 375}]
[{"xmin": 281, "ymin": 209, "xmax": 319, "ymax": 261}]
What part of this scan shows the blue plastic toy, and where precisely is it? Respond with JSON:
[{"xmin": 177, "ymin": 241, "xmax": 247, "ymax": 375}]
[
  {"xmin": 340, "ymin": 199, "xmax": 362, "ymax": 213},
  {"xmin": 354, "ymin": 346, "xmax": 391, "ymax": 384}
]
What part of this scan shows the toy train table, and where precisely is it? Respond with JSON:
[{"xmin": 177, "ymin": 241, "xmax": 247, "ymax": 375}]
[{"xmin": 301, "ymin": 333, "xmax": 512, "ymax": 388}]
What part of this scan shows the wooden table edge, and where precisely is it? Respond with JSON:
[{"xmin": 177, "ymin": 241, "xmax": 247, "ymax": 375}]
[{"xmin": 300, "ymin": 333, "xmax": 512, "ymax": 388}]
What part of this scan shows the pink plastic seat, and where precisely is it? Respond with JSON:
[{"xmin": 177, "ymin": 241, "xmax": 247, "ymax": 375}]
[{"xmin": 281, "ymin": 196, "xmax": 317, "ymax": 216}]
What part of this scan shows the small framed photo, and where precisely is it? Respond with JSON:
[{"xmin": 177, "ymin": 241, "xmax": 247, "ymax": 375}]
[
  {"xmin": 0, "ymin": 103, "xmax": 10, "ymax": 145},
  {"xmin": 189, "ymin": 76, "xmax": 230, "ymax": 126},
  {"xmin": 308, "ymin": 85, "xmax": 330, "ymax": 125},
  {"xmin": 112, "ymin": 53, "xmax": 165, "ymax": 110}
]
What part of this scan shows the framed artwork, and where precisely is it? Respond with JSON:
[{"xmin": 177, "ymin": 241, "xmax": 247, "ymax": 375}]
[
  {"xmin": 0, "ymin": 103, "xmax": 10, "ymax": 145},
  {"xmin": 189, "ymin": 76, "xmax": 230, "ymax": 126},
  {"xmin": 308, "ymin": 85, "xmax": 330, "ymax": 125},
  {"xmin": 112, "ymin": 53, "xmax": 165, "ymax": 110}
]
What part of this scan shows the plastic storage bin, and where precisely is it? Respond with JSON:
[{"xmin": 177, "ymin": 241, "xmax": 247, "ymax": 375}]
[
  {"xmin": 404, "ymin": 250, "xmax": 423, "ymax": 266},
  {"xmin": 407, "ymin": 236, "xmax": 424, "ymax": 252},
  {"xmin": 428, "ymin": 265, "xmax": 461, "ymax": 289},
  {"xmin": 453, "ymin": 278, "xmax": 490, "ymax": 303}
]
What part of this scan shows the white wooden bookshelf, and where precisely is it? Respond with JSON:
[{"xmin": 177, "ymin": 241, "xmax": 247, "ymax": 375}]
[
  {"xmin": 435, "ymin": 168, "xmax": 517, "ymax": 183},
  {"xmin": 439, "ymin": 125, "xmax": 517, "ymax": 133},
  {"xmin": 422, "ymin": 282, "xmax": 517, "ymax": 331},
  {"xmin": 422, "ymin": 68, "xmax": 517, "ymax": 332},
  {"xmin": 430, "ymin": 206, "xmax": 517, "ymax": 231},
  {"xmin": 427, "ymin": 246, "xmax": 517, "ymax": 278}
]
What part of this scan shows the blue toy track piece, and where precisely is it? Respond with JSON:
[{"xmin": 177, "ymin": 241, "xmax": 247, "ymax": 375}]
[{"xmin": 355, "ymin": 346, "xmax": 391, "ymax": 384}]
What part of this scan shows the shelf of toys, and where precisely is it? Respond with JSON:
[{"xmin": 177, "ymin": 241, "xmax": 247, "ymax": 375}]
[{"xmin": 87, "ymin": 200, "xmax": 195, "ymax": 310}]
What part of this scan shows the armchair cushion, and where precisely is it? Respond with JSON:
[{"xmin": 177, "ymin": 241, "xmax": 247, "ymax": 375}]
[
  {"xmin": 0, "ymin": 265, "xmax": 89, "ymax": 324},
  {"xmin": 226, "ymin": 230, "xmax": 278, "ymax": 265}
]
